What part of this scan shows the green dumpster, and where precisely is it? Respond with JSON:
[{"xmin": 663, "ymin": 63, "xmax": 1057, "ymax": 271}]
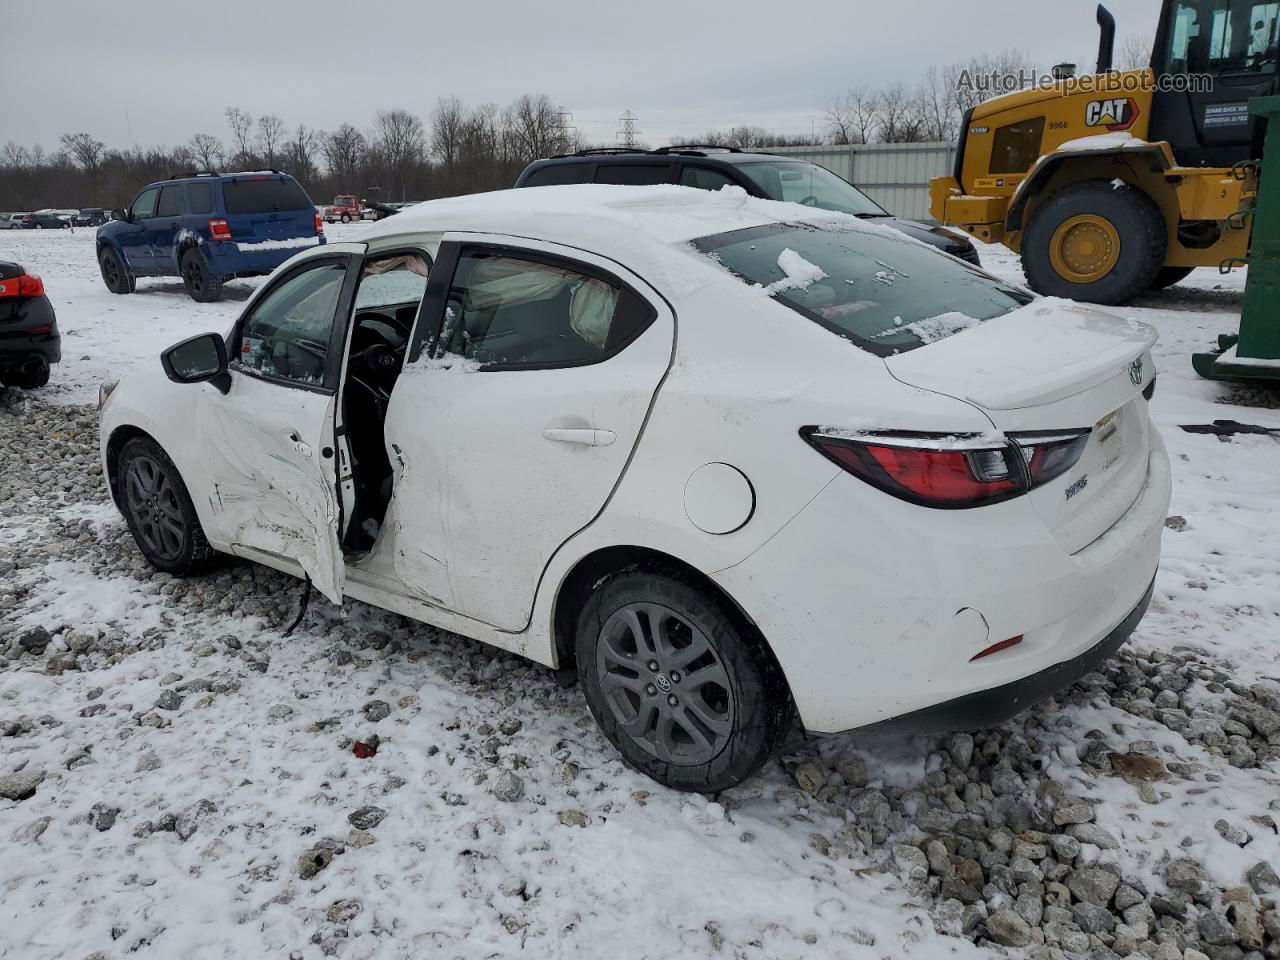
[{"xmin": 1193, "ymin": 95, "xmax": 1280, "ymax": 383}]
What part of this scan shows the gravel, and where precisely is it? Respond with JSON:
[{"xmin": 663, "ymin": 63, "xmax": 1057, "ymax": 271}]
[{"xmin": 2, "ymin": 395, "xmax": 1279, "ymax": 959}]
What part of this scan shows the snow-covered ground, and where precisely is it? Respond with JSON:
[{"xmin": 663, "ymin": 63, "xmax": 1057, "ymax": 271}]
[{"xmin": 1, "ymin": 225, "xmax": 1277, "ymax": 960}]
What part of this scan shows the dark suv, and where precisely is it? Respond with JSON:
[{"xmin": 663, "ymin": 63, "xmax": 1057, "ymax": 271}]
[
  {"xmin": 96, "ymin": 170, "xmax": 325, "ymax": 302},
  {"xmin": 516, "ymin": 147, "xmax": 979, "ymax": 264}
]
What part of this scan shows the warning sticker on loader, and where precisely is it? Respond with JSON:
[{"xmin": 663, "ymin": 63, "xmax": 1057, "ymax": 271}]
[{"xmin": 1203, "ymin": 102, "xmax": 1249, "ymax": 128}]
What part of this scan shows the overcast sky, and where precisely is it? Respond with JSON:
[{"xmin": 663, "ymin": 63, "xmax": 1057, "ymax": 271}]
[{"xmin": 3, "ymin": 0, "xmax": 1162, "ymax": 152}]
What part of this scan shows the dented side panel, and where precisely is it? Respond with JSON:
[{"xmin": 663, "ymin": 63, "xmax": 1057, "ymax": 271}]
[{"xmin": 200, "ymin": 371, "xmax": 345, "ymax": 603}]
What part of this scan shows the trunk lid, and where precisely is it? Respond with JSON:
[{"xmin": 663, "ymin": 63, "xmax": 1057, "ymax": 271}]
[{"xmin": 884, "ymin": 298, "xmax": 1157, "ymax": 554}]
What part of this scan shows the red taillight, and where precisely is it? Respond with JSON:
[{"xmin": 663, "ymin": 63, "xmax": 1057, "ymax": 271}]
[
  {"xmin": 314, "ymin": 212, "xmax": 324, "ymax": 236},
  {"xmin": 803, "ymin": 428, "xmax": 1089, "ymax": 509},
  {"xmin": 208, "ymin": 218, "xmax": 232, "ymax": 242},
  {"xmin": 0, "ymin": 274, "xmax": 45, "ymax": 297}
]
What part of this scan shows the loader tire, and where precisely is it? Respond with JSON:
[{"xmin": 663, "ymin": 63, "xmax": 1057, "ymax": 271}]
[
  {"xmin": 1148, "ymin": 266, "xmax": 1194, "ymax": 291},
  {"xmin": 1022, "ymin": 180, "xmax": 1166, "ymax": 306}
]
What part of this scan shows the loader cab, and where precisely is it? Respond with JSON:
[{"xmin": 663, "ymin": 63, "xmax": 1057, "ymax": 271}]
[{"xmin": 1149, "ymin": 0, "xmax": 1280, "ymax": 165}]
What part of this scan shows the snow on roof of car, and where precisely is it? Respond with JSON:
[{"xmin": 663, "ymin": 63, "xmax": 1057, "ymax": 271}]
[{"xmin": 358, "ymin": 184, "xmax": 880, "ymax": 292}]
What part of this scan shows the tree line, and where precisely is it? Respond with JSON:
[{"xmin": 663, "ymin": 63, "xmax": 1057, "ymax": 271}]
[{"xmin": 0, "ymin": 40, "xmax": 1150, "ymax": 212}]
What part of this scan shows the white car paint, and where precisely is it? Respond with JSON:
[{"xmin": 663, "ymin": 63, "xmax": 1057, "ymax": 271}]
[{"xmin": 100, "ymin": 185, "xmax": 1170, "ymax": 734}]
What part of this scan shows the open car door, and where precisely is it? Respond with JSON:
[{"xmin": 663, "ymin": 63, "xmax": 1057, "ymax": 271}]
[{"xmin": 197, "ymin": 243, "xmax": 366, "ymax": 604}]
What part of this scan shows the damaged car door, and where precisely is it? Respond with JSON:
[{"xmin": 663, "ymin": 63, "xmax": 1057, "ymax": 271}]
[
  {"xmin": 197, "ymin": 247, "xmax": 363, "ymax": 603},
  {"xmin": 383, "ymin": 235, "xmax": 674, "ymax": 630}
]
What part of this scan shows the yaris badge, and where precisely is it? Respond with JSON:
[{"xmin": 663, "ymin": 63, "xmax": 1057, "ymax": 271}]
[{"xmin": 1127, "ymin": 357, "xmax": 1144, "ymax": 386}]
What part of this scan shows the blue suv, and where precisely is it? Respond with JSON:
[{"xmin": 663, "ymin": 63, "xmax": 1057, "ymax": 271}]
[{"xmin": 96, "ymin": 171, "xmax": 325, "ymax": 302}]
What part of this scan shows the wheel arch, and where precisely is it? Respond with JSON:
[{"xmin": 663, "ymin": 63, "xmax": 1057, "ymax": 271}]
[
  {"xmin": 550, "ymin": 544, "xmax": 788, "ymax": 690},
  {"xmin": 104, "ymin": 424, "xmax": 157, "ymax": 508},
  {"xmin": 1007, "ymin": 145, "xmax": 1174, "ymax": 233}
]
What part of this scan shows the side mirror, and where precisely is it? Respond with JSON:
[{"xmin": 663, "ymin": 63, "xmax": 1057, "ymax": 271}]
[
  {"xmin": 111, "ymin": 208, "xmax": 128, "ymax": 222},
  {"xmin": 161, "ymin": 332, "xmax": 230, "ymax": 393}
]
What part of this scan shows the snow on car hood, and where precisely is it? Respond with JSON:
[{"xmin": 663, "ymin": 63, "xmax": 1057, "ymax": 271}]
[{"xmin": 884, "ymin": 297, "xmax": 1157, "ymax": 410}]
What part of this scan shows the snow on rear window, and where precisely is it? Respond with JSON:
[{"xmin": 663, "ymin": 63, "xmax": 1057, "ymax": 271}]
[
  {"xmin": 690, "ymin": 221, "xmax": 1031, "ymax": 357},
  {"xmin": 872, "ymin": 310, "xmax": 985, "ymax": 344},
  {"xmin": 764, "ymin": 248, "xmax": 827, "ymax": 295}
]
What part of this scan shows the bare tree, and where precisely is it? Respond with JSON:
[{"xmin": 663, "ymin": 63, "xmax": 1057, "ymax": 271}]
[
  {"xmin": 875, "ymin": 84, "xmax": 927, "ymax": 142},
  {"xmin": 431, "ymin": 95, "xmax": 466, "ymax": 168},
  {"xmin": 225, "ymin": 107, "xmax": 255, "ymax": 165},
  {"xmin": 917, "ymin": 68, "xmax": 957, "ymax": 142},
  {"xmin": 0, "ymin": 142, "xmax": 31, "ymax": 168},
  {"xmin": 59, "ymin": 133, "xmax": 106, "ymax": 174},
  {"xmin": 373, "ymin": 109, "xmax": 426, "ymax": 200},
  {"xmin": 323, "ymin": 124, "xmax": 366, "ymax": 185},
  {"xmin": 257, "ymin": 115, "xmax": 285, "ymax": 167},
  {"xmin": 503, "ymin": 94, "xmax": 568, "ymax": 162},
  {"xmin": 188, "ymin": 133, "xmax": 223, "ymax": 169},
  {"xmin": 1117, "ymin": 34, "xmax": 1153, "ymax": 71},
  {"xmin": 283, "ymin": 124, "xmax": 318, "ymax": 180}
]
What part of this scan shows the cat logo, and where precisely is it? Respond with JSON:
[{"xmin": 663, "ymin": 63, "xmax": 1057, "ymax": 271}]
[{"xmin": 1085, "ymin": 97, "xmax": 1140, "ymax": 131}]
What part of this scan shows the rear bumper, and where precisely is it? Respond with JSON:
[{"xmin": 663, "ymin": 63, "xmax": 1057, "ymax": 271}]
[
  {"xmin": 713, "ymin": 428, "xmax": 1171, "ymax": 733},
  {"xmin": 0, "ymin": 297, "xmax": 60, "ymax": 368},
  {"xmin": 855, "ymin": 577, "xmax": 1153, "ymax": 735},
  {"xmin": 203, "ymin": 237, "xmax": 325, "ymax": 277}
]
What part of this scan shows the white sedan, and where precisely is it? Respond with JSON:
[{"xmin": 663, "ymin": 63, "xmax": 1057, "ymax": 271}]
[{"xmin": 98, "ymin": 185, "xmax": 1170, "ymax": 792}]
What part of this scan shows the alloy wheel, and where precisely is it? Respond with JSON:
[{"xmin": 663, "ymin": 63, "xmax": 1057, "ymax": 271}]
[
  {"xmin": 123, "ymin": 454, "xmax": 186, "ymax": 562},
  {"xmin": 102, "ymin": 254, "xmax": 120, "ymax": 288},
  {"xmin": 183, "ymin": 258, "xmax": 204, "ymax": 297},
  {"xmin": 595, "ymin": 602, "xmax": 735, "ymax": 765}
]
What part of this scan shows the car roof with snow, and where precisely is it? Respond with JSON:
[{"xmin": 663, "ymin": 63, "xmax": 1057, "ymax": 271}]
[{"xmin": 356, "ymin": 184, "xmax": 874, "ymax": 283}]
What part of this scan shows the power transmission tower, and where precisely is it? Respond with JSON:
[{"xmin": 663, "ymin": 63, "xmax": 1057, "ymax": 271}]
[
  {"xmin": 555, "ymin": 108, "xmax": 576, "ymax": 152},
  {"xmin": 616, "ymin": 111, "xmax": 640, "ymax": 148}
]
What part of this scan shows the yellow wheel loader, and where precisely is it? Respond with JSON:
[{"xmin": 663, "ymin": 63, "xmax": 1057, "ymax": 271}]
[{"xmin": 930, "ymin": 1, "xmax": 1278, "ymax": 304}]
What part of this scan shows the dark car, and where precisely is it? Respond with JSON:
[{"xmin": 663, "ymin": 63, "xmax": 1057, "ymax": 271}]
[
  {"xmin": 96, "ymin": 170, "xmax": 325, "ymax": 302},
  {"xmin": 74, "ymin": 207, "xmax": 109, "ymax": 227},
  {"xmin": 0, "ymin": 261, "xmax": 60, "ymax": 388},
  {"xmin": 516, "ymin": 147, "xmax": 980, "ymax": 264},
  {"xmin": 21, "ymin": 212, "xmax": 71, "ymax": 229}
]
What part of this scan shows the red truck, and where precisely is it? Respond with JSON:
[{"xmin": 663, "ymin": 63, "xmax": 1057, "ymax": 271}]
[{"xmin": 323, "ymin": 195, "xmax": 366, "ymax": 223}]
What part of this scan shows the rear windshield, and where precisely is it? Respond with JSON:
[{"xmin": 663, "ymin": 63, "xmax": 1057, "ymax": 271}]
[
  {"xmin": 221, "ymin": 177, "xmax": 311, "ymax": 214},
  {"xmin": 691, "ymin": 221, "xmax": 1031, "ymax": 357}
]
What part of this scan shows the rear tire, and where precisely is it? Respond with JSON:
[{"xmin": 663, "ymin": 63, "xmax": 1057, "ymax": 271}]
[
  {"xmin": 180, "ymin": 249, "xmax": 223, "ymax": 303},
  {"xmin": 575, "ymin": 568, "xmax": 791, "ymax": 793},
  {"xmin": 117, "ymin": 436, "xmax": 217, "ymax": 576},
  {"xmin": 99, "ymin": 247, "xmax": 134, "ymax": 294},
  {"xmin": 1148, "ymin": 266, "xmax": 1194, "ymax": 291},
  {"xmin": 1022, "ymin": 180, "xmax": 1166, "ymax": 305},
  {"xmin": 5, "ymin": 359, "xmax": 50, "ymax": 389},
  {"xmin": 340, "ymin": 213, "xmax": 352, "ymax": 223}
]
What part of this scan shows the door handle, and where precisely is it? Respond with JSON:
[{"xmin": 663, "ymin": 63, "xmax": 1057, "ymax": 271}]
[
  {"xmin": 542, "ymin": 427, "xmax": 617, "ymax": 447},
  {"xmin": 286, "ymin": 429, "xmax": 313, "ymax": 458}
]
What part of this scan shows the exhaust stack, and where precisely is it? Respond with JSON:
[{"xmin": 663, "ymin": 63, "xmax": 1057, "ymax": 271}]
[{"xmin": 1096, "ymin": 4, "xmax": 1116, "ymax": 73}]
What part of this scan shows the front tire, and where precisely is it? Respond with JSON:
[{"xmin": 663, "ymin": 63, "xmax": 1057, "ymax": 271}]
[
  {"xmin": 575, "ymin": 569, "xmax": 790, "ymax": 792},
  {"xmin": 1022, "ymin": 180, "xmax": 1166, "ymax": 305},
  {"xmin": 99, "ymin": 247, "xmax": 134, "ymax": 294},
  {"xmin": 340, "ymin": 213, "xmax": 352, "ymax": 223},
  {"xmin": 117, "ymin": 436, "xmax": 217, "ymax": 576},
  {"xmin": 180, "ymin": 249, "xmax": 224, "ymax": 303}
]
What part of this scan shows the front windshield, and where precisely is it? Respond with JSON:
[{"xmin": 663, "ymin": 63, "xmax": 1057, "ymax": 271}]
[
  {"xmin": 735, "ymin": 161, "xmax": 888, "ymax": 217},
  {"xmin": 691, "ymin": 221, "xmax": 1031, "ymax": 357},
  {"xmin": 1163, "ymin": 0, "xmax": 1279, "ymax": 74}
]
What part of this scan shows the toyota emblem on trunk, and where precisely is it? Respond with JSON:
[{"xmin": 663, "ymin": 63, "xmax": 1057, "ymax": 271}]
[{"xmin": 1127, "ymin": 357, "xmax": 1144, "ymax": 385}]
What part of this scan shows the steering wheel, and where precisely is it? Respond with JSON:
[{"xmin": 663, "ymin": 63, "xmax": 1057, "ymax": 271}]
[{"xmin": 798, "ymin": 195, "xmax": 819, "ymax": 207}]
